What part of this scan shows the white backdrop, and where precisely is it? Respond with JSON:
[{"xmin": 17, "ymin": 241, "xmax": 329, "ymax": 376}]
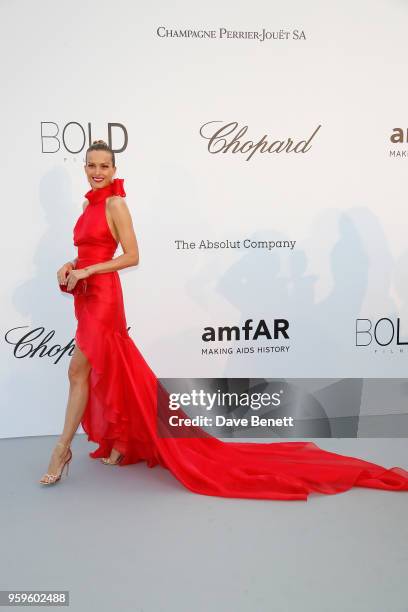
[{"xmin": 1, "ymin": 0, "xmax": 407, "ymax": 437}]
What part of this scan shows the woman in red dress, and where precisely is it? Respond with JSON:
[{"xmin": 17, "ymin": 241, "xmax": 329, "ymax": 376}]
[{"xmin": 39, "ymin": 140, "xmax": 408, "ymax": 500}]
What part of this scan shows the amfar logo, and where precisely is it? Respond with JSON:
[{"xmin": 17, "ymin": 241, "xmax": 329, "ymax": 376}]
[
  {"xmin": 199, "ymin": 121, "xmax": 321, "ymax": 161},
  {"xmin": 388, "ymin": 128, "xmax": 408, "ymax": 158},
  {"xmin": 202, "ymin": 319, "xmax": 289, "ymax": 342},
  {"xmin": 40, "ymin": 122, "xmax": 128, "ymax": 154},
  {"xmin": 355, "ymin": 318, "xmax": 407, "ymax": 349},
  {"xmin": 390, "ymin": 128, "xmax": 408, "ymax": 144}
]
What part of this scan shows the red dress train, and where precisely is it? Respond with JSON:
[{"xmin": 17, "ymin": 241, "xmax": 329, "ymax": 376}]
[{"xmin": 63, "ymin": 178, "xmax": 408, "ymax": 501}]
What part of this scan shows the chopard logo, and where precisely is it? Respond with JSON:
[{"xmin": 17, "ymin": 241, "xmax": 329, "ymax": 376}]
[
  {"xmin": 4, "ymin": 325, "xmax": 133, "ymax": 363},
  {"xmin": 199, "ymin": 121, "xmax": 321, "ymax": 160}
]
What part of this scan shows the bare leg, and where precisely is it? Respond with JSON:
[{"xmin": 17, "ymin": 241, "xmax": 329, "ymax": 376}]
[
  {"xmin": 60, "ymin": 344, "xmax": 92, "ymax": 446},
  {"xmin": 39, "ymin": 344, "xmax": 91, "ymax": 482}
]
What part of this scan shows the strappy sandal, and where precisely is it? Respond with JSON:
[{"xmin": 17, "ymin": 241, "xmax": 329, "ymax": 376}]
[
  {"xmin": 39, "ymin": 442, "xmax": 72, "ymax": 485},
  {"xmin": 101, "ymin": 453, "xmax": 124, "ymax": 465}
]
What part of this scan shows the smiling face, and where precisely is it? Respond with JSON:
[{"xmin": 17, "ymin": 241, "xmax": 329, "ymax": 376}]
[{"xmin": 85, "ymin": 149, "xmax": 116, "ymax": 189}]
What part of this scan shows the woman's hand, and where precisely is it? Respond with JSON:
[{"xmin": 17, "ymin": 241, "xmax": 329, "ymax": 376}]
[
  {"xmin": 65, "ymin": 267, "xmax": 91, "ymax": 292},
  {"xmin": 57, "ymin": 261, "xmax": 74, "ymax": 286}
]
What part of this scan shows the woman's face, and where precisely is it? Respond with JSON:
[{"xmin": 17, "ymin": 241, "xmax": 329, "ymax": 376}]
[{"xmin": 85, "ymin": 150, "xmax": 116, "ymax": 189}]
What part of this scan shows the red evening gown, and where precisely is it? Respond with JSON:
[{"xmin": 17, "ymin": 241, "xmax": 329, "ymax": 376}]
[{"xmin": 63, "ymin": 178, "xmax": 408, "ymax": 501}]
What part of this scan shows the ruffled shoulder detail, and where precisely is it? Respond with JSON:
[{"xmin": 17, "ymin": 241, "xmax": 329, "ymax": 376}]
[{"xmin": 111, "ymin": 178, "xmax": 126, "ymax": 197}]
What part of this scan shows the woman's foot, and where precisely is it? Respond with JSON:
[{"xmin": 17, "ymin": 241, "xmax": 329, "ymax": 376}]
[
  {"xmin": 39, "ymin": 441, "xmax": 71, "ymax": 484},
  {"xmin": 101, "ymin": 447, "xmax": 124, "ymax": 465}
]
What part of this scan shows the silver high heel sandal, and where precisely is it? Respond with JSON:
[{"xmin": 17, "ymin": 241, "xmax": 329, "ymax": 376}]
[
  {"xmin": 39, "ymin": 442, "xmax": 72, "ymax": 485},
  {"xmin": 101, "ymin": 453, "xmax": 124, "ymax": 465}
]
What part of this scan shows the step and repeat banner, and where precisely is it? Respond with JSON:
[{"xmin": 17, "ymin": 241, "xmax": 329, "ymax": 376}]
[{"xmin": 1, "ymin": 0, "xmax": 407, "ymax": 438}]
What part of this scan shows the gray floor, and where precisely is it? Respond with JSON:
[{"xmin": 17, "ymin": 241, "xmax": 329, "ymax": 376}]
[{"xmin": 1, "ymin": 435, "xmax": 407, "ymax": 612}]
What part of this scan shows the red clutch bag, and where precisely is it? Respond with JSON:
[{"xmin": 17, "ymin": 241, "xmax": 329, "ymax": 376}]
[{"xmin": 59, "ymin": 279, "xmax": 88, "ymax": 295}]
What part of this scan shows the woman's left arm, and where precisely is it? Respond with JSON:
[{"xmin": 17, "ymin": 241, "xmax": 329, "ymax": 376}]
[{"xmin": 66, "ymin": 197, "xmax": 139, "ymax": 290}]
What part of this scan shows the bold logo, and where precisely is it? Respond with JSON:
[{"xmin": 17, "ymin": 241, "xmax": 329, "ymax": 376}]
[
  {"xmin": 202, "ymin": 319, "xmax": 289, "ymax": 342},
  {"xmin": 40, "ymin": 122, "xmax": 128, "ymax": 154},
  {"xmin": 355, "ymin": 318, "xmax": 407, "ymax": 347}
]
